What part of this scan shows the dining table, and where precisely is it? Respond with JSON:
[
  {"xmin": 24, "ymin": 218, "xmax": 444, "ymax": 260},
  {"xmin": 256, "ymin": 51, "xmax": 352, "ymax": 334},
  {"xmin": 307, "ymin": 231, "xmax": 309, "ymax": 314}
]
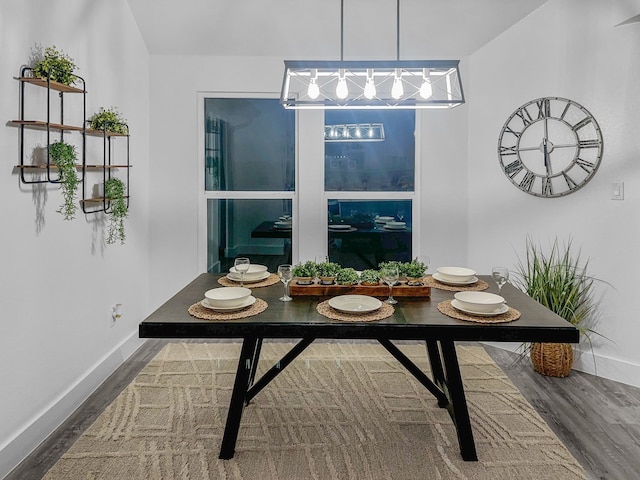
[{"xmin": 138, "ymin": 273, "xmax": 579, "ymax": 462}]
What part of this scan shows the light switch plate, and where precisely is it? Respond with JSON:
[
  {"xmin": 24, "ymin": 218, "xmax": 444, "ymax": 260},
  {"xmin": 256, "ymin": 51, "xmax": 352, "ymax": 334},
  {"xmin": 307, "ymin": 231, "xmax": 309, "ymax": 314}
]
[{"xmin": 611, "ymin": 182, "xmax": 624, "ymax": 200}]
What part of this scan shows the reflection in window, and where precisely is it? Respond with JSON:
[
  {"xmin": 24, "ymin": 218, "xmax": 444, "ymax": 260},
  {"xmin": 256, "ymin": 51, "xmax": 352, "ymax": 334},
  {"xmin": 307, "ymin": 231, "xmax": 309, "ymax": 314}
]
[
  {"xmin": 207, "ymin": 199, "xmax": 292, "ymax": 273},
  {"xmin": 327, "ymin": 199, "xmax": 412, "ymax": 270},
  {"xmin": 324, "ymin": 110, "xmax": 415, "ymax": 192},
  {"xmin": 204, "ymin": 98, "xmax": 295, "ymax": 191}
]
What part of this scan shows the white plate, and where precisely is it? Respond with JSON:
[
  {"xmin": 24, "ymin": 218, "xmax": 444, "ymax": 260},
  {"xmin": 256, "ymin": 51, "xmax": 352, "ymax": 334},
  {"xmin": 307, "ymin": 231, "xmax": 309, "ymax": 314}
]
[
  {"xmin": 328, "ymin": 224, "xmax": 352, "ymax": 230},
  {"xmin": 328, "ymin": 295, "xmax": 382, "ymax": 314},
  {"xmin": 201, "ymin": 296, "xmax": 256, "ymax": 311},
  {"xmin": 432, "ymin": 272, "xmax": 478, "ymax": 286},
  {"xmin": 383, "ymin": 225, "xmax": 406, "ymax": 230},
  {"xmin": 226, "ymin": 271, "xmax": 270, "ymax": 283},
  {"xmin": 375, "ymin": 216, "xmax": 395, "ymax": 223},
  {"xmin": 451, "ymin": 299, "xmax": 509, "ymax": 317}
]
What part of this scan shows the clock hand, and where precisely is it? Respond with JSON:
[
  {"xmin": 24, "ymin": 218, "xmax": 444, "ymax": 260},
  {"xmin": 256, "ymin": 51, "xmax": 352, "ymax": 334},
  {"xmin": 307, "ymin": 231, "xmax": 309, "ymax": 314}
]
[{"xmin": 543, "ymin": 138, "xmax": 552, "ymax": 176}]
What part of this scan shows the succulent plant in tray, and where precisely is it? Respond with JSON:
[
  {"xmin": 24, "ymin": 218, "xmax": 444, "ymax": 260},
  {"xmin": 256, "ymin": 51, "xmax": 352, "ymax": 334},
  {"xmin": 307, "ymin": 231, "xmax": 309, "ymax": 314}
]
[
  {"xmin": 292, "ymin": 261, "xmax": 318, "ymax": 284},
  {"xmin": 336, "ymin": 267, "xmax": 359, "ymax": 285},
  {"xmin": 360, "ymin": 269, "xmax": 381, "ymax": 285},
  {"xmin": 404, "ymin": 259, "xmax": 428, "ymax": 284},
  {"xmin": 316, "ymin": 261, "xmax": 341, "ymax": 284}
]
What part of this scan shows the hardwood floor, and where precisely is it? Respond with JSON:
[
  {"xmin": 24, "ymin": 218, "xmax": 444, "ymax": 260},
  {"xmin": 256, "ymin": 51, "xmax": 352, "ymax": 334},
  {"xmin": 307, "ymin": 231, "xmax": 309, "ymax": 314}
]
[{"xmin": 6, "ymin": 340, "xmax": 640, "ymax": 480}]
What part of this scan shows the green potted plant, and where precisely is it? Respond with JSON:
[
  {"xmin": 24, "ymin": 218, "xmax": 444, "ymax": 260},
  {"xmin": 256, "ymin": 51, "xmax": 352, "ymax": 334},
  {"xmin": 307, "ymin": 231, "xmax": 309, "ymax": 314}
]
[
  {"xmin": 336, "ymin": 267, "xmax": 359, "ymax": 285},
  {"xmin": 316, "ymin": 261, "xmax": 341, "ymax": 284},
  {"xmin": 359, "ymin": 269, "xmax": 381, "ymax": 286},
  {"xmin": 105, "ymin": 178, "xmax": 127, "ymax": 244},
  {"xmin": 89, "ymin": 107, "xmax": 128, "ymax": 134},
  {"xmin": 513, "ymin": 237, "xmax": 603, "ymax": 377},
  {"xmin": 292, "ymin": 261, "xmax": 318, "ymax": 284},
  {"xmin": 404, "ymin": 259, "xmax": 428, "ymax": 285},
  {"xmin": 49, "ymin": 141, "xmax": 79, "ymax": 220},
  {"xmin": 33, "ymin": 45, "xmax": 77, "ymax": 85}
]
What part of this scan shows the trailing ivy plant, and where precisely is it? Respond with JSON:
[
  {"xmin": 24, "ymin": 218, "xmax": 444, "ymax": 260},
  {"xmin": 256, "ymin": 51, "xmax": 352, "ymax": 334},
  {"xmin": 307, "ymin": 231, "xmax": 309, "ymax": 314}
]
[
  {"xmin": 105, "ymin": 178, "xmax": 128, "ymax": 244},
  {"xmin": 89, "ymin": 107, "xmax": 128, "ymax": 134},
  {"xmin": 49, "ymin": 141, "xmax": 79, "ymax": 220},
  {"xmin": 33, "ymin": 45, "xmax": 77, "ymax": 85}
]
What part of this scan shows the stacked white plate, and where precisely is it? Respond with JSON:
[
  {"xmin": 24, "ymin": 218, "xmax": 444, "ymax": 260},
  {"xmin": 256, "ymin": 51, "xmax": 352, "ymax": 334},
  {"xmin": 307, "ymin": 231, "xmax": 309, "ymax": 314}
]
[
  {"xmin": 432, "ymin": 266, "xmax": 478, "ymax": 285},
  {"xmin": 375, "ymin": 216, "xmax": 395, "ymax": 223},
  {"xmin": 227, "ymin": 264, "xmax": 270, "ymax": 283},
  {"xmin": 201, "ymin": 286, "xmax": 255, "ymax": 311},
  {"xmin": 274, "ymin": 220, "xmax": 292, "ymax": 229},
  {"xmin": 383, "ymin": 221, "xmax": 406, "ymax": 230},
  {"xmin": 328, "ymin": 224, "xmax": 352, "ymax": 231},
  {"xmin": 328, "ymin": 295, "xmax": 382, "ymax": 314},
  {"xmin": 451, "ymin": 291, "xmax": 508, "ymax": 316}
]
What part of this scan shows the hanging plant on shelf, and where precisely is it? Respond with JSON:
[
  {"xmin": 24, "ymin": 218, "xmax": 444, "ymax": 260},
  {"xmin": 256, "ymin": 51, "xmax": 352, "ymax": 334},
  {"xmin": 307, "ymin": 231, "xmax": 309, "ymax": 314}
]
[
  {"xmin": 89, "ymin": 107, "xmax": 128, "ymax": 134},
  {"xmin": 49, "ymin": 141, "xmax": 79, "ymax": 220},
  {"xmin": 32, "ymin": 45, "xmax": 78, "ymax": 85},
  {"xmin": 104, "ymin": 178, "xmax": 128, "ymax": 245}
]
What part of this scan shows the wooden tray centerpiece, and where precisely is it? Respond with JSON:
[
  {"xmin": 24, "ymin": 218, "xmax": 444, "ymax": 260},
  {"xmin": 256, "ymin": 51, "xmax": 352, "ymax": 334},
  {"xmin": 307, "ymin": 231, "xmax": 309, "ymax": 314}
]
[
  {"xmin": 288, "ymin": 260, "xmax": 431, "ymax": 297},
  {"xmin": 289, "ymin": 279, "xmax": 431, "ymax": 297}
]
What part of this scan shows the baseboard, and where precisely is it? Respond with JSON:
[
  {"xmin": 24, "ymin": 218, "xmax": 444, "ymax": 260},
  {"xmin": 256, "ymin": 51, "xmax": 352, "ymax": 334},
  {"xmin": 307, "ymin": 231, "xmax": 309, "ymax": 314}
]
[
  {"xmin": 484, "ymin": 341, "xmax": 640, "ymax": 388},
  {"xmin": 0, "ymin": 332, "xmax": 144, "ymax": 479}
]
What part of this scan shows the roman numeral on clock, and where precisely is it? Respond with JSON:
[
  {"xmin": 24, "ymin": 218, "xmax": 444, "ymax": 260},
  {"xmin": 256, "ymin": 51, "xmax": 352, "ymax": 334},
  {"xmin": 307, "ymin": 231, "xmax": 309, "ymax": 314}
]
[
  {"xmin": 536, "ymin": 98, "xmax": 550, "ymax": 119},
  {"xmin": 504, "ymin": 159, "xmax": 523, "ymax": 177},
  {"xmin": 515, "ymin": 107, "xmax": 534, "ymax": 126},
  {"xmin": 542, "ymin": 177, "xmax": 553, "ymax": 196},
  {"xmin": 575, "ymin": 158, "xmax": 595, "ymax": 174},
  {"xmin": 500, "ymin": 145, "xmax": 518, "ymax": 156},
  {"xmin": 578, "ymin": 139, "xmax": 600, "ymax": 149},
  {"xmin": 519, "ymin": 171, "xmax": 535, "ymax": 192},
  {"xmin": 572, "ymin": 117, "xmax": 592, "ymax": 131},
  {"xmin": 562, "ymin": 172, "xmax": 578, "ymax": 190}
]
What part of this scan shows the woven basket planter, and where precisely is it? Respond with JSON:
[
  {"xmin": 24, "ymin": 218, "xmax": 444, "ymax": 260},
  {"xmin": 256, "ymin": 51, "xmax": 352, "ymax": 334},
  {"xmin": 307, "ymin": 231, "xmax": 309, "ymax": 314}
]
[{"xmin": 530, "ymin": 342, "xmax": 573, "ymax": 377}]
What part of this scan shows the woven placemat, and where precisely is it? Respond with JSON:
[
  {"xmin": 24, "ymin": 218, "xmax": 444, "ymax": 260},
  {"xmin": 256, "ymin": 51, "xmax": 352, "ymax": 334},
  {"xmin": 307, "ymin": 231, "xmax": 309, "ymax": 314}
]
[
  {"xmin": 188, "ymin": 298, "xmax": 268, "ymax": 321},
  {"xmin": 424, "ymin": 275, "xmax": 489, "ymax": 292},
  {"xmin": 217, "ymin": 273, "xmax": 280, "ymax": 288},
  {"xmin": 437, "ymin": 299, "xmax": 520, "ymax": 324},
  {"xmin": 317, "ymin": 299, "xmax": 394, "ymax": 322}
]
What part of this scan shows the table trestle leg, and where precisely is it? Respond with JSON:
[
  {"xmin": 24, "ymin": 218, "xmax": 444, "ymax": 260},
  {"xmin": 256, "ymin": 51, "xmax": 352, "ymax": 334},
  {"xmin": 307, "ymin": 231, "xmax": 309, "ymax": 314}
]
[
  {"xmin": 219, "ymin": 336, "xmax": 259, "ymax": 459},
  {"xmin": 245, "ymin": 337, "xmax": 316, "ymax": 404},
  {"xmin": 377, "ymin": 339, "xmax": 449, "ymax": 407}
]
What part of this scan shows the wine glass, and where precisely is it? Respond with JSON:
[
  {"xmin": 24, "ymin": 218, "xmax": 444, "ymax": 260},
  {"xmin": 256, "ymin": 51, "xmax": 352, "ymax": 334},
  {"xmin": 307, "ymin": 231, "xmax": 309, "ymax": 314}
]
[
  {"xmin": 491, "ymin": 266, "xmax": 509, "ymax": 293},
  {"xmin": 397, "ymin": 210, "xmax": 405, "ymax": 222},
  {"xmin": 380, "ymin": 265, "xmax": 399, "ymax": 304},
  {"xmin": 234, "ymin": 257, "xmax": 250, "ymax": 287},
  {"xmin": 277, "ymin": 264, "xmax": 293, "ymax": 302}
]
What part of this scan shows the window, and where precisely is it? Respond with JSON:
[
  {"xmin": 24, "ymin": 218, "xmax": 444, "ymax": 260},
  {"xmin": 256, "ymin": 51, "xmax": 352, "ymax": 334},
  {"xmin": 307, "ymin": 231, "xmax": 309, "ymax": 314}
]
[
  {"xmin": 324, "ymin": 110, "xmax": 416, "ymax": 269},
  {"xmin": 203, "ymin": 98, "xmax": 295, "ymax": 273}
]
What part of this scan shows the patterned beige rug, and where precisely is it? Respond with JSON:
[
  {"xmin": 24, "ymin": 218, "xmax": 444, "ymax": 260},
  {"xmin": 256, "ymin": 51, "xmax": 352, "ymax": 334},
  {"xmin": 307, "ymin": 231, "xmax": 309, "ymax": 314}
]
[{"xmin": 43, "ymin": 343, "xmax": 585, "ymax": 480}]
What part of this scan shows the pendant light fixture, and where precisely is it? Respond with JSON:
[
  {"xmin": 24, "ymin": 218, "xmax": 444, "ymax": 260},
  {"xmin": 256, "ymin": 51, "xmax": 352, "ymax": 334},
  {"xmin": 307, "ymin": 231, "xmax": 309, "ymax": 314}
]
[{"xmin": 280, "ymin": 0, "xmax": 465, "ymax": 109}]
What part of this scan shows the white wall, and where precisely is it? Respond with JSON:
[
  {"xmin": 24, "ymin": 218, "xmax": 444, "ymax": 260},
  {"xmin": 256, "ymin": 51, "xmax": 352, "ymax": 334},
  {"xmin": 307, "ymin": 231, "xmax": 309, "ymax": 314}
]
[
  {"xmin": 0, "ymin": 1, "xmax": 150, "ymax": 475},
  {"xmin": 468, "ymin": 0, "xmax": 640, "ymax": 385}
]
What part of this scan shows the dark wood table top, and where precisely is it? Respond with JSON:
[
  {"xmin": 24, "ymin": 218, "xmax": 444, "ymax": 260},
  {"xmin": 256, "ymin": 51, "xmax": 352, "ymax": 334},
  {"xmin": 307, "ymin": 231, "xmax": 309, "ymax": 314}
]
[{"xmin": 139, "ymin": 274, "xmax": 579, "ymax": 344}]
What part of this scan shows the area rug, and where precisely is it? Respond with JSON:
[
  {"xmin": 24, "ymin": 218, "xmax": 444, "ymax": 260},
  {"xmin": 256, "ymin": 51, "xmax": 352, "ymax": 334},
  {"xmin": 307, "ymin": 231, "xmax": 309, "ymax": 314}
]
[{"xmin": 43, "ymin": 343, "xmax": 585, "ymax": 480}]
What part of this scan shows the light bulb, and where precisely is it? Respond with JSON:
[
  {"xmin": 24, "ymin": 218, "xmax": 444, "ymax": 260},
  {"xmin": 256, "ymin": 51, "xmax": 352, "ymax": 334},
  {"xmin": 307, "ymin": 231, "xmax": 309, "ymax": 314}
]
[
  {"xmin": 391, "ymin": 69, "xmax": 404, "ymax": 99},
  {"xmin": 336, "ymin": 70, "xmax": 348, "ymax": 99},
  {"xmin": 419, "ymin": 68, "xmax": 432, "ymax": 99},
  {"xmin": 364, "ymin": 69, "xmax": 376, "ymax": 99},
  {"xmin": 355, "ymin": 127, "xmax": 361, "ymax": 138},
  {"xmin": 307, "ymin": 79, "xmax": 320, "ymax": 99}
]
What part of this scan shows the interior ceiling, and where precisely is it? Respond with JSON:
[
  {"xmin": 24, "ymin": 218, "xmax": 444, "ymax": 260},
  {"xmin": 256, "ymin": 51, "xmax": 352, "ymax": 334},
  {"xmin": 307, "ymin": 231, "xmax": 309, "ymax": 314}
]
[{"xmin": 126, "ymin": 0, "xmax": 548, "ymax": 58}]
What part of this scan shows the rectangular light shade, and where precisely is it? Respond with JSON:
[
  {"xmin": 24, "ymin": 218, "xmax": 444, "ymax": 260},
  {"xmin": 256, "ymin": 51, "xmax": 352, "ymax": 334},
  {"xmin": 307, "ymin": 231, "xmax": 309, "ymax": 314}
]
[{"xmin": 281, "ymin": 60, "xmax": 464, "ymax": 109}]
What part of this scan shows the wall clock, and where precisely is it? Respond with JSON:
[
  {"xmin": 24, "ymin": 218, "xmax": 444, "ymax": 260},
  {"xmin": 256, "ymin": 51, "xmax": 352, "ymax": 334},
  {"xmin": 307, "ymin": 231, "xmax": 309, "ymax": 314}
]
[{"xmin": 498, "ymin": 97, "xmax": 603, "ymax": 198}]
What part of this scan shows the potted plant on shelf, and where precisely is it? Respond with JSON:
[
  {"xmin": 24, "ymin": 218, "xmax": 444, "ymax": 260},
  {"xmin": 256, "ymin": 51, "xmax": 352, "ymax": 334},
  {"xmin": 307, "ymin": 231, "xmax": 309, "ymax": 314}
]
[
  {"xmin": 292, "ymin": 261, "xmax": 318, "ymax": 285},
  {"xmin": 316, "ymin": 261, "xmax": 341, "ymax": 285},
  {"xmin": 32, "ymin": 45, "xmax": 78, "ymax": 86},
  {"xmin": 336, "ymin": 267, "xmax": 359, "ymax": 286},
  {"xmin": 105, "ymin": 178, "xmax": 128, "ymax": 244},
  {"xmin": 49, "ymin": 141, "xmax": 79, "ymax": 220},
  {"xmin": 360, "ymin": 269, "xmax": 381, "ymax": 286},
  {"xmin": 513, "ymin": 237, "xmax": 604, "ymax": 377},
  {"xmin": 88, "ymin": 107, "xmax": 128, "ymax": 134}
]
